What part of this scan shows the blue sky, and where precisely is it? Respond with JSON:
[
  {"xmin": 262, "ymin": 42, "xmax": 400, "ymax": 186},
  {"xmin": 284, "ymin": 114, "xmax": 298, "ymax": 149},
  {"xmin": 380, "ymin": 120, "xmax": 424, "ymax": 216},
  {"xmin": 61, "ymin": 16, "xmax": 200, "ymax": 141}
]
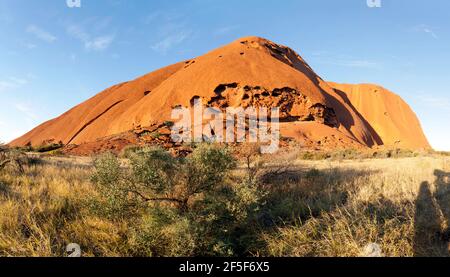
[{"xmin": 0, "ymin": 0, "xmax": 449, "ymax": 150}]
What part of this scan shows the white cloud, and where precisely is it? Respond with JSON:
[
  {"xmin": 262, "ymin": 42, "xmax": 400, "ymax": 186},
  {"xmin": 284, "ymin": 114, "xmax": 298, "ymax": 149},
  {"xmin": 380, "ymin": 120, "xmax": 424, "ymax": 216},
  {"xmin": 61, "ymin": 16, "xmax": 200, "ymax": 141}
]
[
  {"xmin": 67, "ymin": 24, "xmax": 89, "ymax": 42},
  {"xmin": 15, "ymin": 103, "xmax": 37, "ymax": 121},
  {"xmin": 23, "ymin": 42, "xmax": 37, "ymax": 49},
  {"xmin": 67, "ymin": 24, "xmax": 115, "ymax": 51},
  {"xmin": 312, "ymin": 55, "xmax": 381, "ymax": 69},
  {"xmin": 144, "ymin": 10, "xmax": 193, "ymax": 54},
  {"xmin": 151, "ymin": 31, "xmax": 191, "ymax": 53},
  {"xmin": 9, "ymin": 77, "xmax": 27, "ymax": 86},
  {"xmin": 413, "ymin": 24, "xmax": 438, "ymax": 39},
  {"xmin": 0, "ymin": 77, "xmax": 29, "ymax": 92},
  {"xmin": 143, "ymin": 11, "xmax": 179, "ymax": 25},
  {"xmin": 214, "ymin": 25, "xmax": 239, "ymax": 36},
  {"xmin": 85, "ymin": 35, "xmax": 115, "ymax": 51},
  {"xmin": 26, "ymin": 25, "xmax": 57, "ymax": 43},
  {"xmin": 0, "ymin": 81, "xmax": 16, "ymax": 92},
  {"xmin": 415, "ymin": 94, "xmax": 450, "ymax": 110},
  {"xmin": 334, "ymin": 60, "xmax": 380, "ymax": 68}
]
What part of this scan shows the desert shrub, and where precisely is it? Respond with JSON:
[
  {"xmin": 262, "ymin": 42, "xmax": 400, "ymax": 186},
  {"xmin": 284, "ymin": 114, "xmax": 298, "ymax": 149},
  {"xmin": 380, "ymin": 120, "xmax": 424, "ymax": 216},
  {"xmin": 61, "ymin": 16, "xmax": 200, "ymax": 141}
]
[
  {"xmin": 90, "ymin": 144, "xmax": 265, "ymax": 256},
  {"xmin": 128, "ymin": 147, "xmax": 178, "ymax": 195},
  {"xmin": 0, "ymin": 144, "xmax": 28, "ymax": 174},
  {"xmin": 329, "ymin": 149, "xmax": 361, "ymax": 160},
  {"xmin": 35, "ymin": 143, "xmax": 64, "ymax": 153},
  {"xmin": 128, "ymin": 207, "xmax": 196, "ymax": 257},
  {"xmin": 150, "ymin": 132, "xmax": 161, "ymax": 139},
  {"xmin": 435, "ymin": 151, "xmax": 450, "ymax": 157},
  {"xmin": 298, "ymin": 151, "xmax": 329, "ymax": 161},
  {"xmin": 89, "ymin": 152, "xmax": 143, "ymax": 220},
  {"xmin": 0, "ymin": 178, "xmax": 9, "ymax": 195},
  {"xmin": 297, "ymin": 148, "xmax": 422, "ymax": 162},
  {"xmin": 120, "ymin": 145, "xmax": 144, "ymax": 159},
  {"xmin": 369, "ymin": 148, "xmax": 418, "ymax": 159},
  {"xmin": 305, "ymin": 168, "xmax": 321, "ymax": 179},
  {"xmin": 0, "ymin": 144, "xmax": 9, "ymax": 171},
  {"xmin": 163, "ymin": 120, "xmax": 175, "ymax": 127}
]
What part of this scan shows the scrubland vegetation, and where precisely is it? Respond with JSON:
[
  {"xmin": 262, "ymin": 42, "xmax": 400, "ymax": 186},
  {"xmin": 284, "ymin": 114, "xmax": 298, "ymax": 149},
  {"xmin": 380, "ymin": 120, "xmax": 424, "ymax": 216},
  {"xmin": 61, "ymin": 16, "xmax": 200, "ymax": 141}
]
[{"xmin": 0, "ymin": 143, "xmax": 449, "ymax": 257}]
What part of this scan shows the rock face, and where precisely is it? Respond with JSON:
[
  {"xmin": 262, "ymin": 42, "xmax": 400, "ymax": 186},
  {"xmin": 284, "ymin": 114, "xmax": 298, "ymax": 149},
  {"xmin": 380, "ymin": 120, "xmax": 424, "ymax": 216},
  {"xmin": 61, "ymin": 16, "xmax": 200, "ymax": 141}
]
[
  {"xmin": 9, "ymin": 36, "xmax": 431, "ymax": 152},
  {"xmin": 328, "ymin": 83, "xmax": 431, "ymax": 149}
]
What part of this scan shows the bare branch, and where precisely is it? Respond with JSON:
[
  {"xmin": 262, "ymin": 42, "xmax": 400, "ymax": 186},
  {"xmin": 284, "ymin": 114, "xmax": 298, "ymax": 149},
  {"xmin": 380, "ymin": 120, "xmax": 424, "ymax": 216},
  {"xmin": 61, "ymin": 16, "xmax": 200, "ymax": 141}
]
[{"xmin": 127, "ymin": 189, "xmax": 184, "ymax": 204}]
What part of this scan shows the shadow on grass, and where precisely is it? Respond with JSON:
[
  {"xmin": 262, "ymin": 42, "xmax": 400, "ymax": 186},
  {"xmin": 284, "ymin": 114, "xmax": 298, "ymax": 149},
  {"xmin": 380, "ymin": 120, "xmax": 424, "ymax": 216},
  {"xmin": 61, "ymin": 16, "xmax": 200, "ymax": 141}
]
[
  {"xmin": 413, "ymin": 170, "xmax": 450, "ymax": 257},
  {"xmin": 258, "ymin": 166, "xmax": 379, "ymax": 226},
  {"xmin": 238, "ymin": 166, "xmax": 381, "ymax": 256}
]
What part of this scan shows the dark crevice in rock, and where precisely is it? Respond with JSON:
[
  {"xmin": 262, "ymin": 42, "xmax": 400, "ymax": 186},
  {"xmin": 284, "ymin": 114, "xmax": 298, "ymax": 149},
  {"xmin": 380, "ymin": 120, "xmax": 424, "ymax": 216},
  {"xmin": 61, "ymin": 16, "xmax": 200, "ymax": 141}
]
[
  {"xmin": 207, "ymin": 83, "xmax": 339, "ymax": 127},
  {"xmin": 308, "ymin": 104, "xmax": 339, "ymax": 127},
  {"xmin": 67, "ymin": 100, "xmax": 124, "ymax": 144},
  {"xmin": 214, "ymin": 83, "xmax": 238, "ymax": 94},
  {"xmin": 184, "ymin": 60, "xmax": 196, "ymax": 69}
]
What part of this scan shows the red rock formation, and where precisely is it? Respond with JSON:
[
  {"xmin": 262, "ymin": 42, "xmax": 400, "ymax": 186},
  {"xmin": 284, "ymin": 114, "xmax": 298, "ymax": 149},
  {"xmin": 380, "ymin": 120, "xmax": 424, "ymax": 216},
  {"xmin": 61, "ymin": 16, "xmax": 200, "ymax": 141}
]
[
  {"xmin": 9, "ymin": 37, "xmax": 431, "ymax": 153},
  {"xmin": 328, "ymin": 82, "xmax": 431, "ymax": 150}
]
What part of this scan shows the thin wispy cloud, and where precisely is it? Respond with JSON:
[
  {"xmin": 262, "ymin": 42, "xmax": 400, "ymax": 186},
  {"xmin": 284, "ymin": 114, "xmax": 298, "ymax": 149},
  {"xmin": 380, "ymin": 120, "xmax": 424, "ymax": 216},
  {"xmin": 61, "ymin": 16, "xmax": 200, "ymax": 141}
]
[
  {"xmin": 15, "ymin": 102, "xmax": 39, "ymax": 125},
  {"xmin": 0, "ymin": 77, "xmax": 29, "ymax": 92},
  {"xmin": 26, "ymin": 25, "xmax": 57, "ymax": 43},
  {"xmin": 337, "ymin": 60, "xmax": 380, "ymax": 68},
  {"xmin": 0, "ymin": 81, "xmax": 16, "ymax": 92},
  {"xmin": 23, "ymin": 42, "xmax": 37, "ymax": 49},
  {"xmin": 142, "ymin": 10, "xmax": 180, "ymax": 25},
  {"xmin": 85, "ymin": 35, "xmax": 115, "ymax": 51},
  {"xmin": 145, "ymin": 11, "xmax": 193, "ymax": 54},
  {"xmin": 415, "ymin": 94, "xmax": 450, "ymax": 110},
  {"xmin": 214, "ymin": 25, "xmax": 239, "ymax": 36},
  {"xmin": 151, "ymin": 31, "xmax": 191, "ymax": 53},
  {"xmin": 8, "ymin": 77, "xmax": 27, "ymax": 86},
  {"xmin": 66, "ymin": 19, "xmax": 115, "ymax": 51},
  {"xmin": 413, "ymin": 24, "xmax": 438, "ymax": 39}
]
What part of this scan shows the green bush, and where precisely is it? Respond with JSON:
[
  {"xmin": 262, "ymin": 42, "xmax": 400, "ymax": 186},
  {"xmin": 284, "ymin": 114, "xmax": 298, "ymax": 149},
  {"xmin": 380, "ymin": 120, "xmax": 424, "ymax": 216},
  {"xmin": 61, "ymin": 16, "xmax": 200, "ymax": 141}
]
[
  {"xmin": 90, "ymin": 144, "xmax": 265, "ymax": 256},
  {"xmin": 35, "ymin": 143, "xmax": 64, "ymax": 153},
  {"xmin": 0, "ymin": 144, "xmax": 27, "ymax": 174},
  {"xmin": 129, "ymin": 208, "xmax": 197, "ymax": 257},
  {"xmin": 120, "ymin": 145, "xmax": 144, "ymax": 158},
  {"xmin": 90, "ymin": 152, "xmax": 138, "ymax": 219},
  {"xmin": 129, "ymin": 147, "xmax": 178, "ymax": 195}
]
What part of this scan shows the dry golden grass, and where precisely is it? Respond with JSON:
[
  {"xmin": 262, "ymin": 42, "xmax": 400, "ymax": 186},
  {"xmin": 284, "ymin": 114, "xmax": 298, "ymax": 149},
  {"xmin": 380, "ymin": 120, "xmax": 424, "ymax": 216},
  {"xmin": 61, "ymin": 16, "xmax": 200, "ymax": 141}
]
[
  {"xmin": 0, "ymin": 164, "xmax": 95, "ymax": 256},
  {"xmin": 257, "ymin": 155, "xmax": 450, "ymax": 257},
  {"xmin": 0, "ymin": 152, "xmax": 449, "ymax": 257}
]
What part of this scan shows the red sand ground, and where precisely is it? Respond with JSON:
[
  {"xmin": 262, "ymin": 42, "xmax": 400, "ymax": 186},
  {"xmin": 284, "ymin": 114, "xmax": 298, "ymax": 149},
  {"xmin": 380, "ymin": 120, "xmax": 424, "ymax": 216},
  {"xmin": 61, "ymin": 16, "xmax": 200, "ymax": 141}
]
[{"xmin": 9, "ymin": 37, "xmax": 431, "ymax": 155}]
